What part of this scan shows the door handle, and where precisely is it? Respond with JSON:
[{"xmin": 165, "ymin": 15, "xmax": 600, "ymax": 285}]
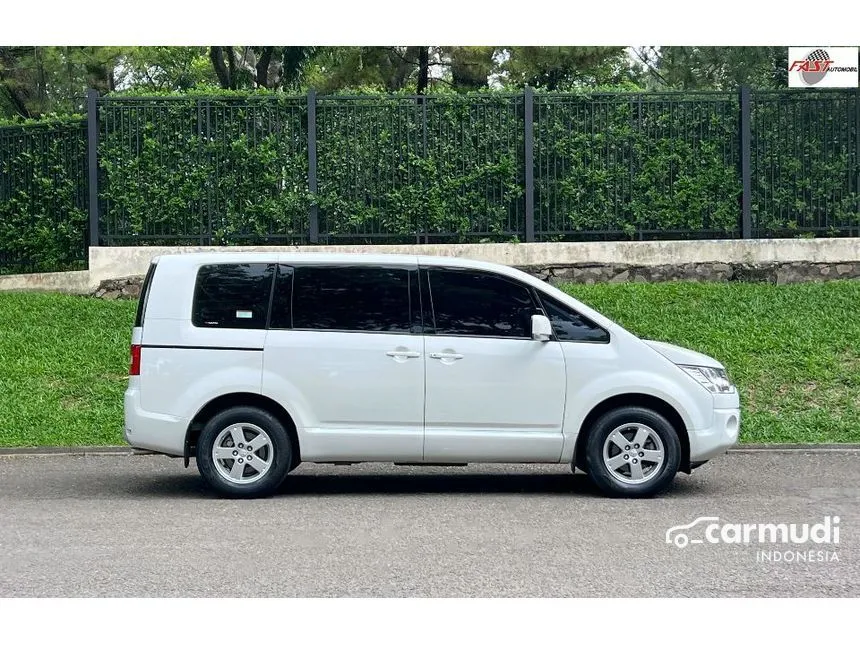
[
  {"xmin": 429, "ymin": 352, "xmax": 464, "ymax": 360},
  {"xmin": 386, "ymin": 350, "xmax": 421, "ymax": 359}
]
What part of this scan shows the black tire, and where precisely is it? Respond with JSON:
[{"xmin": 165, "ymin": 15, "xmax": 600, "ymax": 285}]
[
  {"xmin": 196, "ymin": 406, "xmax": 292, "ymax": 498},
  {"xmin": 583, "ymin": 406, "xmax": 681, "ymax": 498}
]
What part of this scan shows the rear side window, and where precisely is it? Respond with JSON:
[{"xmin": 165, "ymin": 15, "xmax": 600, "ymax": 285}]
[
  {"xmin": 192, "ymin": 263, "xmax": 275, "ymax": 329},
  {"xmin": 292, "ymin": 265, "xmax": 411, "ymax": 333},
  {"xmin": 539, "ymin": 294, "xmax": 609, "ymax": 343},
  {"xmin": 134, "ymin": 262, "xmax": 157, "ymax": 327},
  {"xmin": 427, "ymin": 268, "xmax": 537, "ymax": 338}
]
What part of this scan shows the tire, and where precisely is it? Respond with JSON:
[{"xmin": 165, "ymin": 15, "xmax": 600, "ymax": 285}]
[
  {"xmin": 583, "ymin": 406, "xmax": 681, "ymax": 498},
  {"xmin": 196, "ymin": 406, "xmax": 292, "ymax": 498}
]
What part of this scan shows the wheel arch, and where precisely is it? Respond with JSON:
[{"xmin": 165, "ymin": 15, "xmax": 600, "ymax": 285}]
[
  {"xmin": 573, "ymin": 393, "xmax": 691, "ymax": 474},
  {"xmin": 184, "ymin": 393, "xmax": 301, "ymax": 469}
]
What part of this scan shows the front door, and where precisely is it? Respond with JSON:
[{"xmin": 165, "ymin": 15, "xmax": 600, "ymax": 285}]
[{"xmin": 421, "ymin": 266, "xmax": 567, "ymax": 462}]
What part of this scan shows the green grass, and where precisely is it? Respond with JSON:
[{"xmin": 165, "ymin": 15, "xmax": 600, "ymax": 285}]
[
  {"xmin": 0, "ymin": 281, "xmax": 858, "ymax": 446},
  {"xmin": 0, "ymin": 293, "xmax": 136, "ymax": 446}
]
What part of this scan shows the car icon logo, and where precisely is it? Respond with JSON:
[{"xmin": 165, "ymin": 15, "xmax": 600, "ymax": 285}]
[{"xmin": 666, "ymin": 516, "xmax": 720, "ymax": 548}]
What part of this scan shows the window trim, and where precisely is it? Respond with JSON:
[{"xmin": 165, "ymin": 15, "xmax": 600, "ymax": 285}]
[
  {"xmin": 423, "ymin": 266, "xmax": 543, "ymax": 341},
  {"xmin": 533, "ymin": 290, "xmax": 611, "ymax": 344}
]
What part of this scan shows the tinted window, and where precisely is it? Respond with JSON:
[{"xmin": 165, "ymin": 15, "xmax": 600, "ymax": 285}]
[
  {"xmin": 192, "ymin": 263, "xmax": 275, "ymax": 329},
  {"xmin": 292, "ymin": 266, "xmax": 411, "ymax": 333},
  {"xmin": 539, "ymin": 295, "xmax": 609, "ymax": 343},
  {"xmin": 428, "ymin": 269, "xmax": 536, "ymax": 338},
  {"xmin": 269, "ymin": 265, "xmax": 294, "ymax": 329},
  {"xmin": 134, "ymin": 262, "xmax": 157, "ymax": 327}
]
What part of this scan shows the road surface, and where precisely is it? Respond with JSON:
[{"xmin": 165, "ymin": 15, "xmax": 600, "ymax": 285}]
[{"xmin": 0, "ymin": 451, "xmax": 857, "ymax": 596}]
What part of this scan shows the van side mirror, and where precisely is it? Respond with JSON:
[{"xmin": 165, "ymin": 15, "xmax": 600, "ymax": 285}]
[{"xmin": 531, "ymin": 314, "xmax": 553, "ymax": 342}]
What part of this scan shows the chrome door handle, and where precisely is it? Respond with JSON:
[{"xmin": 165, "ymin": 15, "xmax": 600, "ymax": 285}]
[
  {"xmin": 429, "ymin": 352, "xmax": 464, "ymax": 360},
  {"xmin": 386, "ymin": 350, "xmax": 421, "ymax": 358}
]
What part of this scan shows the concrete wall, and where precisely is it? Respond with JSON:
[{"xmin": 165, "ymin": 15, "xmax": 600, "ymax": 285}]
[
  {"xmin": 87, "ymin": 238, "xmax": 860, "ymax": 289},
  {"xmin": 1, "ymin": 239, "xmax": 858, "ymax": 294},
  {"xmin": 0, "ymin": 270, "xmax": 90, "ymax": 294}
]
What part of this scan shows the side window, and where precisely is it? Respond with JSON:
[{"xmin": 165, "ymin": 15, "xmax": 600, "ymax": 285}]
[
  {"xmin": 192, "ymin": 263, "xmax": 275, "ymax": 329},
  {"xmin": 292, "ymin": 265, "xmax": 411, "ymax": 333},
  {"xmin": 269, "ymin": 265, "xmax": 294, "ymax": 329},
  {"xmin": 539, "ymin": 294, "xmax": 609, "ymax": 343},
  {"xmin": 428, "ymin": 268, "xmax": 536, "ymax": 338}
]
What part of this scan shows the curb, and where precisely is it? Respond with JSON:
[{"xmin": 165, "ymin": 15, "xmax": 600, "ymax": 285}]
[
  {"xmin": 0, "ymin": 446, "xmax": 152, "ymax": 457},
  {"xmin": 1, "ymin": 444, "xmax": 859, "ymax": 457}
]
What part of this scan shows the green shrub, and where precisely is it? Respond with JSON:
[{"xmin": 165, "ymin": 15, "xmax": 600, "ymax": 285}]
[{"xmin": 0, "ymin": 118, "xmax": 88, "ymax": 273}]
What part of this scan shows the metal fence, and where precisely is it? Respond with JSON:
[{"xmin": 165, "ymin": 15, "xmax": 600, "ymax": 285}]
[
  {"xmin": 1, "ymin": 88, "xmax": 858, "ymax": 274},
  {"xmin": 0, "ymin": 120, "xmax": 88, "ymax": 273}
]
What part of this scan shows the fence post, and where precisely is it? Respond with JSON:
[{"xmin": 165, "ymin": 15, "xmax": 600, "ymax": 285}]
[
  {"xmin": 86, "ymin": 89, "xmax": 99, "ymax": 248},
  {"xmin": 307, "ymin": 89, "xmax": 319, "ymax": 244},
  {"xmin": 524, "ymin": 86, "xmax": 535, "ymax": 242},
  {"xmin": 739, "ymin": 86, "xmax": 752, "ymax": 239}
]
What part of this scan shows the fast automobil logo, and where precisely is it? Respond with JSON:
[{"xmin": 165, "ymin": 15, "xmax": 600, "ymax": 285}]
[
  {"xmin": 789, "ymin": 48, "xmax": 833, "ymax": 86},
  {"xmin": 788, "ymin": 47, "xmax": 858, "ymax": 88}
]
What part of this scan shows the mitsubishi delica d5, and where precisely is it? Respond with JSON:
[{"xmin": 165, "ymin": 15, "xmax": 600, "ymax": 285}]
[{"xmin": 124, "ymin": 252, "xmax": 740, "ymax": 498}]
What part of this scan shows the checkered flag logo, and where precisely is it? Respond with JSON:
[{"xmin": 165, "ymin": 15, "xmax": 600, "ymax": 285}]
[{"xmin": 802, "ymin": 48, "xmax": 830, "ymax": 85}]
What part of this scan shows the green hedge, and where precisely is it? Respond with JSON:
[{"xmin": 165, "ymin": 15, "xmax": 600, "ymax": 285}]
[
  {"xmin": 1, "ymin": 89, "xmax": 857, "ymax": 274},
  {"xmin": 751, "ymin": 92, "xmax": 859, "ymax": 235},
  {"xmin": 98, "ymin": 96, "xmax": 310, "ymax": 245},
  {"xmin": 315, "ymin": 95, "xmax": 524, "ymax": 242},
  {"xmin": 0, "ymin": 118, "xmax": 88, "ymax": 273},
  {"xmin": 535, "ymin": 93, "xmax": 742, "ymax": 239}
]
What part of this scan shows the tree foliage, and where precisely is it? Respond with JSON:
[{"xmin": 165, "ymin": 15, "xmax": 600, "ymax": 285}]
[
  {"xmin": 499, "ymin": 47, "xmax": 635, "ymax": 90},
  {"xmin": 634, "ymin": 46, "xmax": 789, "ymax": 90}
]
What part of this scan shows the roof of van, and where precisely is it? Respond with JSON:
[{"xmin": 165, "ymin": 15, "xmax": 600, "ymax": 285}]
[{"xmin": 153, "ymin": 251, "xmax": 521, "ymax": 274}]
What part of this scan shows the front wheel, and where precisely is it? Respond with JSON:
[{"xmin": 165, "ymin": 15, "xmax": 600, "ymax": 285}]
[
  {"xmin": 583, "ymin": 406, "xmax": 681, "ymax": 498},
  {"xmin": 196, "ymin": 406, "xmax": 292, "ymax": 498}
]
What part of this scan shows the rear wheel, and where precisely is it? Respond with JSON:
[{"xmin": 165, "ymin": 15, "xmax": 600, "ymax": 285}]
[
  {"xmin": 583, "ymin": 406, "xmax": 681, "ymax": 498},
  {"xmin": 196, "ymin": 406, "xmax": 292, "ymax": 498}
]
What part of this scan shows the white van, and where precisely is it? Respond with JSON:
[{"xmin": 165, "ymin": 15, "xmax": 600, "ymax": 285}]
[{"xmin": 124, "ymin": 252, "xmax": 740, "ymax": 498}]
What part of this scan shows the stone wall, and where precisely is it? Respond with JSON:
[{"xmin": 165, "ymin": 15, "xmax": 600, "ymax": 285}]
[
  {"xmin": 92, "ymin": 277, "xmax": 142, "ymax": 300},
  {"xmin": 532, "ymin": 261, "xmax": 860, "ymax": 286},
  {"xmin": 91, "ymin": 260, "xmax": 860, "ymax": 299}
]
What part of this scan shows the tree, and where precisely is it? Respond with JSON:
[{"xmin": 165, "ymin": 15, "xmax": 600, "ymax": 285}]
[
  {"xmin": 634, "ymin": 47, "xmax": 789, "ymax": 90},
  {"xmin": 208, "ymin": 46, "xmax": 315, "ymax": 90},
  {"xmin": 0, "ymin": 46, "xmax": 123, "ymax": 118},
  {"xmin": 116, "ymin": 47, "xmax": 215, "ymax": 91},
  {"xmin": 446, "ymin": 46, "xmax": 495, "ymax": 90},
  {"xmin": 303, "ymin": 47, "xmax": 442, "ymax": 93},
  {"xmin": 499, "ymin": 46, "xmax": 632, "ymax": 90}
]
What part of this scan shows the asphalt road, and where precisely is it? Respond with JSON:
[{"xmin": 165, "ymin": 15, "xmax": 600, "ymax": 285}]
[{"xmin": 0, "ymin": 451, "xmax": 857, "ymax": 597}]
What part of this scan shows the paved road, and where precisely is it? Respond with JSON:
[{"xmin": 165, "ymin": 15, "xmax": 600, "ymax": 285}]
[{"xmin": 1, "ymin": 452, "xmax": 857, "ymax": 597}]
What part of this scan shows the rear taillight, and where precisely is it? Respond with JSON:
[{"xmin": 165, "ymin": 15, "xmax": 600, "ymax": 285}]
[{"xmin": 129, "ymin": 344, "xmax": 141, "ymax": 376}]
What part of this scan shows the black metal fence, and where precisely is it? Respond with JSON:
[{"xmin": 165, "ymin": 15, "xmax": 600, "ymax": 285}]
[
  {"xmin": 0, "ymin": 120, "xmax": 88, "ymax": 273},
  {"xmin": 1, "ymin": 88, "xmax": 858, "ymax": 274}
]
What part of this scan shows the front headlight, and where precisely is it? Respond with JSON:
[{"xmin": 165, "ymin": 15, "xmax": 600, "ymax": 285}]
[{"xmin": 679, "ymin": 365, "xmax": 736, "ymax": 394}]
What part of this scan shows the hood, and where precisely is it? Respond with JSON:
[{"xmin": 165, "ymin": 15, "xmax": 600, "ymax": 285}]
[{"xmin": 643, "ymin": 340, "xmax": 724, "ymax": 368}]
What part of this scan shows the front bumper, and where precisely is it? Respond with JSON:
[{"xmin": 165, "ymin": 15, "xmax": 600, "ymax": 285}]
[
  {"xmin": 124, "ymin": 386, "xmax": 187, "ymax": 456},
  {"xmin": 688, "ymin": 403, "xmax": 741, "ymax": 462}
]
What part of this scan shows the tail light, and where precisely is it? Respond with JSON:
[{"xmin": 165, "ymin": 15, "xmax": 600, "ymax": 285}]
[{"xmin": 129, "ymin": 344, "xmax": 141, "ymax": 376}]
